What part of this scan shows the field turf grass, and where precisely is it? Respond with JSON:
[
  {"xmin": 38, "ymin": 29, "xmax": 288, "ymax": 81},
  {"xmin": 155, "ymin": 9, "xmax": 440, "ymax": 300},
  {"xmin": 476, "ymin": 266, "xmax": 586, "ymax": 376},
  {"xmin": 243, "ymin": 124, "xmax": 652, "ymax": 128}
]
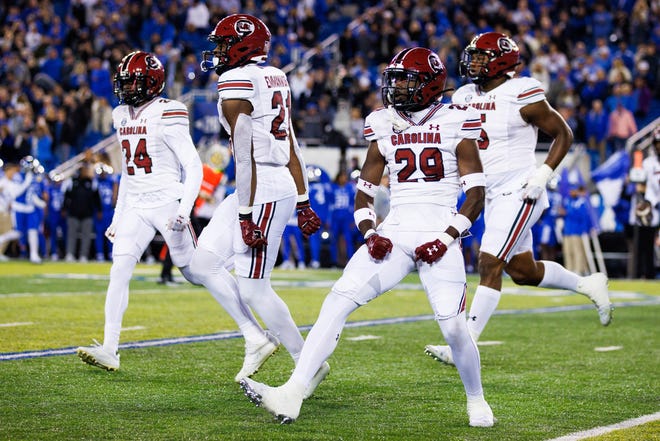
[{"xmin": 1, "ymin": 261, "xmax": 658, "ymax": 440}]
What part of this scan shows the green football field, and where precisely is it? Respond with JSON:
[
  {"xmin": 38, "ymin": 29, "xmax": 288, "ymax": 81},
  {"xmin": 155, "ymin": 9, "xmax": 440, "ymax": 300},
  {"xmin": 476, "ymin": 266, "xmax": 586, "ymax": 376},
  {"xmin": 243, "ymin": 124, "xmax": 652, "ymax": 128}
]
[{"xmin": 1, "ymin": 261, "xmax": 658, "ymax": 441}]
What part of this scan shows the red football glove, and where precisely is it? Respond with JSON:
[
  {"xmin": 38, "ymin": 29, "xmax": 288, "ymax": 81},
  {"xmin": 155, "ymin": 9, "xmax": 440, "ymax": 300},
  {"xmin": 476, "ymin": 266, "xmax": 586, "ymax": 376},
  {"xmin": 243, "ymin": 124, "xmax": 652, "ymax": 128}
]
[
  {"xmin": 296, "ymin": 200, "xmax": 321, "ymax": 238},
  {"xmin": 239, "ymin": 216, "xmax": 268, "ymax": 248},
  {"xmin": 414, "ymin": 239, "xmax": 448, "ymax": 264},
  {"xmin": 366, "ymin": 233, "xmax": 393, "ymax": 260}
]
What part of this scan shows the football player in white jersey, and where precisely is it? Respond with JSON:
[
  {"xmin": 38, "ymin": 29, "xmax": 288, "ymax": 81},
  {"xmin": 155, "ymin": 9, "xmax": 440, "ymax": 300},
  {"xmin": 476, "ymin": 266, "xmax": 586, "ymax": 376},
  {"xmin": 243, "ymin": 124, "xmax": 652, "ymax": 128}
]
[
  {"xmin": 425, "ymin": 32, "xmax": 613, "ymax": 367},
  {"xmin": 192, "ymin": 14, "xmax": 328, "ymax": 391},
  {"xmin": 241, "ymin": 47, "xmax": 495, "ymax": 427},
  {"xmin": 76, "ymin": 51, "xmax": 204, "ymax": 371}
]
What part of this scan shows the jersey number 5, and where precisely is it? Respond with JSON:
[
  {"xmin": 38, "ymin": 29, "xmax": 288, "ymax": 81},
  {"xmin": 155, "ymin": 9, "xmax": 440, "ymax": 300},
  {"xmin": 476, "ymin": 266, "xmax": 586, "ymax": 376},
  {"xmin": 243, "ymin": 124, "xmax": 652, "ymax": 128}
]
[
  {"xmin": 478, "ymin": 113, "xmax": 490, "ymax": 150},
  {"xmin": 121, "ymin": 138, "xmax": 153, "ymax": 175},
  {"xmin": 395, "ymin": 147, "xmax": 445, "ymax": 182}
]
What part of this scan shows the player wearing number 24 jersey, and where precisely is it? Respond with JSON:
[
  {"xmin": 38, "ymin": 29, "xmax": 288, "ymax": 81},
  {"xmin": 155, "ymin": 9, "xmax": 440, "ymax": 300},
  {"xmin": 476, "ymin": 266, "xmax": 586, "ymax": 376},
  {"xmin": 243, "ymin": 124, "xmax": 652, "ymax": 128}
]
[
  {"xmin": 240, "ymin": 47, "xmax": 495, "ymax": 428},
  {"xmin": 76, "ymin": 51, "xmax": 203, "ymax": 372}
]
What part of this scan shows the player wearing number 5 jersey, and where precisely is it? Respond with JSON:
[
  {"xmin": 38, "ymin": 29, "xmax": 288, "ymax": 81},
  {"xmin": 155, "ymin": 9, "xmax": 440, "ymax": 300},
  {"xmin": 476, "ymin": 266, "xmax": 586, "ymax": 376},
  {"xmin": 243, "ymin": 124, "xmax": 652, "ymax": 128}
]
[
  {"xmin": 191, "ymin": 14, "xmax": 328, "ymax": 390},
  {"xmin": 425, "ymin": 32, "xmax": 613, "ymax": 367},
  {"xmin": 241, "ymin": 47, "xmax": 495, "ymax": 427},
  {"xmin": 76, "ymin": 51, "xmax": 203, "ymax": 371}
]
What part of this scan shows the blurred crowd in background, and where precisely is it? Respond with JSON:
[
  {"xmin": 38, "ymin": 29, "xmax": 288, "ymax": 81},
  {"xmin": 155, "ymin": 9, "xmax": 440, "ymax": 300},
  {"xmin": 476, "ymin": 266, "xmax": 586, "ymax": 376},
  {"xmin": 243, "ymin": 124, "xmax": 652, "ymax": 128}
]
[{"xmin": 0, "ymin": 0, "xmax": 658, "ymax": 277}]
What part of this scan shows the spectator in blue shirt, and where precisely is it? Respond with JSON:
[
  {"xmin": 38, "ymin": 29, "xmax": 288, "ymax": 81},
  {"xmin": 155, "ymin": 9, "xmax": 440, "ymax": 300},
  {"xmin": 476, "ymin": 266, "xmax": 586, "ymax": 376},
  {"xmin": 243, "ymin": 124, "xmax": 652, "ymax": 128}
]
[
  {"xmin": 328, "ymin": 169, "xmax": 357, "ymax": 267},
  {"xmin": 585, "ymin": 99, "xmax": 609, "ymax": 167},
  {"xmin": 306, "ymin": 165, "xmax": 332, "ymax": 269},
  {"xmin": 560, "ymin": 185, "xmax": 591, "ymax": 276}
]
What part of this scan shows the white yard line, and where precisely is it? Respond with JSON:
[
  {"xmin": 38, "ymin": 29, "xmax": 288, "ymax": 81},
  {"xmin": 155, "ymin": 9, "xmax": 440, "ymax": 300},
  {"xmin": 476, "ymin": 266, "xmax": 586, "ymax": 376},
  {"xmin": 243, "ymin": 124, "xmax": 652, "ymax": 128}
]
[
  {"xmin": 546, "ymin": 411, "xmax": 660, "ymax": 441},
  {"xmin": 0, "ymin": 322, "xmax": 33, "ymax": 327}
]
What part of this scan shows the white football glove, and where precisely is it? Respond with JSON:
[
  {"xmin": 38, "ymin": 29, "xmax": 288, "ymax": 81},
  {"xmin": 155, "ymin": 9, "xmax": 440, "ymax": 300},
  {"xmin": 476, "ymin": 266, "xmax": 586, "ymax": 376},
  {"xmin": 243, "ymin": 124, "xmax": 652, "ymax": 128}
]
[
  {"xmin": 522, "ymin": 164, "xmax": 553, "ymax": 201},
  {"xmin": 167, "ymin": 214, "xmax": 189, "ymax": 232},
  {"xmin": 105, "ymin": 223, "xmax": 117, "ymax": 243}
]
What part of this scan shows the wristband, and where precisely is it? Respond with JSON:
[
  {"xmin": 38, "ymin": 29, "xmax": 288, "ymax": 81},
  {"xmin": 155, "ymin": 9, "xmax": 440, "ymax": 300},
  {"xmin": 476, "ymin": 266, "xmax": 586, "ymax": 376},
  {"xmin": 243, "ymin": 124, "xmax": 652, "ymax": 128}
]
[
  {"xmin": 460, "ymin": 172, "xmax": 486, "ymax": 192},
  {"xmin": 438, "ymin": 232, "xmax": 455, "ymax": 246},
  {"xmin": 449, "ymin": 213, "xmax": 472, "ymax": 235},
  {"xmin": 356, "ymin": 178, "xmax": 378, "ymax": 198},
  {"xmin": 238, "ymin": 206, "xmax": 252, "ymax": 221},
  {"xmin": 364, "ymin": 228, "xmax": 376, "ymax": 239},
  {"xmin": 535, "ymin": 164, "xmax": 554, "ymax": 184},
  {"xmin": 297, "ymin": 193, "xmax": 309, "ymax": 203},
  {"xmin": 354, "ymin": 207, "xmax": 376, "ymax": 227}
]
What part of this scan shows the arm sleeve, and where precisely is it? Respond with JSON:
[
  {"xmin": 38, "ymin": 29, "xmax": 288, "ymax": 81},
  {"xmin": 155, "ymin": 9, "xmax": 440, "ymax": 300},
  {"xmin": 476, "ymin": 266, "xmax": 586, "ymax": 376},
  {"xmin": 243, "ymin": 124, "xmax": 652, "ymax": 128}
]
[
  {"xmin": 289, "ymin": 126, "xmax": 309, "ymax": 195},
  {"xmin": 112, "ymin": 176, "xmax": 127, "ymax": 221},
  {"xmin": 232, "ymin": 112, "xmax": 253, "ymax": 208},
  {"xmin": 163, "ymin": 122, "xmax": 203, "ymax": 217}
]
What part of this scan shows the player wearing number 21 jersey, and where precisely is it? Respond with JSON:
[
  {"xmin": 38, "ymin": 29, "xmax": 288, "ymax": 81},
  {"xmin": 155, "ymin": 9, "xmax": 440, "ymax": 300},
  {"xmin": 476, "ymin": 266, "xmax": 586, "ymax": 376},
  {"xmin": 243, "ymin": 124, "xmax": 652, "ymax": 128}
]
[
  {"xmin": 191, "ymin": 14, "xmax": 327, "ymax": 388},
  {"xmin": 76, "ymin": 51, "xmax": 203, "ymax": 372},
  {"xmin": 240, "ymin": 47, "xmax": 495, "ymax": 428}
]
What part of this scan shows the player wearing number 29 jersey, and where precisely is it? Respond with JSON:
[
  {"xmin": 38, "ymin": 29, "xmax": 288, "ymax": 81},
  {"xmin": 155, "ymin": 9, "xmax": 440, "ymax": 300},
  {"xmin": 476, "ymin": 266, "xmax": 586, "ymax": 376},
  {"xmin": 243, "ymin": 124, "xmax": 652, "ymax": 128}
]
[
  {"xmin": 76, "ymin": 51, "xmax": 204, "ymax": 372},
  {"xmin": 239, "ymin": 47, "xmax": 494, "ymax": 428}
]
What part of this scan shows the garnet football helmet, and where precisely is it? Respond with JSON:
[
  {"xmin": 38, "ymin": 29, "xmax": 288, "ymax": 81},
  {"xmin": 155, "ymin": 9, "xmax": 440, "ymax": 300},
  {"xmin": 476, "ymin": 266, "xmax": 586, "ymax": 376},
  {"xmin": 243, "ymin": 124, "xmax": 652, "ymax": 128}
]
[
  {"xmin": 381, "ymin": 47, "xmax": 448, "ymax": 112},
  {"xmin": 200, "ymin": 14, "xmax": 271, "ymax": 75},
  {"xmin": 113, "ymin": 51, "xmax": 165, "ymax": 106},
  {"xmin": 459, "ymin": 32, "xmax": 520, "ymax": 84}
]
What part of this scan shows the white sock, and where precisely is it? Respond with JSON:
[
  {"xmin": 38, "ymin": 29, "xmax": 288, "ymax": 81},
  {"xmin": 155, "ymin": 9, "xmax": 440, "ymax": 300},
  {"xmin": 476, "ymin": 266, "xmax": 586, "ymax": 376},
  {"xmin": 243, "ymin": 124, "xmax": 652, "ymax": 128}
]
[
  {"xmin": 238, "ymin": 277, "xmax": 305, "ymax": 363},
  {"xmin": 466, "ymin": 286, "xmax": 501, "ymax": 342},
  {"xmin": 103, "ymin": 321, "xmax": 121, "ymax": 355},
  {"xmin": 103, "ymin": 255, "xmax": 137, "ymax": 354},
  {"xmin": 289, "ymin": 293, "xmax": 356, "ymax": 388},
  {"xmin": 440, "ymin": 313, "xmax": 483, "ymax": 397},
  {"xmin": 538, "ymin": 260, "xmax": 579, "ymax": 291},
  {"xmin": 188, "ymin": 249, "xmax": 265, "ymax": 344}
]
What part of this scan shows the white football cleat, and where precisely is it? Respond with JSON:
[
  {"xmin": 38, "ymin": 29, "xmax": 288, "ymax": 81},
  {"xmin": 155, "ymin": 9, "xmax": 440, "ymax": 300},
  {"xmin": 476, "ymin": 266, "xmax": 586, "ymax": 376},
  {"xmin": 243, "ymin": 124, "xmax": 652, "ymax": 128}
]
[
  {"xmin": 235, "ymin": 333, "xmax": 280, "ymax": 382},
  {"xmin": 424, "ymin": 344, "xmax": 455, "ymax": 366},
  {"xmin": 77, "ymin": 342, "xmax": 120, "ymax": 371},
  {"xmin": 240, "ymin": 378, "xmax": 305, "ymax": 424},
  {"xmin": 303, "ymin": 361, "xmax": 330, "ymax": 399},
  {"xmin": 467, "ymin": 396, "xmax": 495, "ymax": 427},
  {"xmin": 577, "ymin": 273, "xmax": 613, "ymax": 326}
]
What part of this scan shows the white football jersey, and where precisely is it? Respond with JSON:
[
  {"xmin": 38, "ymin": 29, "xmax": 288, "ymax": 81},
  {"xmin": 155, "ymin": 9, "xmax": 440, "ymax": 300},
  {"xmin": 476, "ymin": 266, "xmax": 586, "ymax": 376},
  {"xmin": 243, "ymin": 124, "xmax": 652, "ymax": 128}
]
[
  {"xmin": 112, "ymin": 97, "xmax": 198, "ymax": 208},
  {"xmin": 363, "ymin": 103, "xmax": 481, "ymax": 230},
  {"xmin": 216, "ymin": 64, "xmax": 296, "ymax": 204},
  {"xmin": 452, "ymin": 77, "xmax": 545, "ymax": 178}
]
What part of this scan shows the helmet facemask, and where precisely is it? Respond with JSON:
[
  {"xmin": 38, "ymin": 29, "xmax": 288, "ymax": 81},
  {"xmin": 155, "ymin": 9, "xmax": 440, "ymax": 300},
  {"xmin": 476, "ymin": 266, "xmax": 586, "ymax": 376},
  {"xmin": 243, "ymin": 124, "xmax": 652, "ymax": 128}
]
[
  {"xmin": 114, "ymin": 71, "xmax": 148, "ymax": 106},
  {"xmin": 382, "ymin": 69, "xmax": 427, "ymax": 112},
  {"xmin": 459, "ymin": 49, "xmax": 494, "ymax": 85}
]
